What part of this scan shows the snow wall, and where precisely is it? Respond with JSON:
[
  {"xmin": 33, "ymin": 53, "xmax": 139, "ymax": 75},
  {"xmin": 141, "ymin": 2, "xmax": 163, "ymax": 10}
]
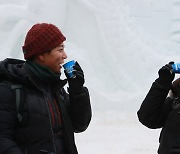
[{"xmin": 1, "ymin": 0, "xmax": 180, "ymax": 112}]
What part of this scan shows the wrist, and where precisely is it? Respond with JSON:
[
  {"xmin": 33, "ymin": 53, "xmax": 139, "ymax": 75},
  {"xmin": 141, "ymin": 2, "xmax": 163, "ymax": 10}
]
[
  {"xmin": 157, "ymin": 77, "xmax": 173, "ymax": 85},
  {"xmin": 155, "ymin": 78, "xmax": 172, "ymax": 90},
  {"xmin": 68, "ymin": 86, "xmax": 84, "ymax": 94},
  {"xmin": 68, "ymin": 84, "xmax": 83, "ymax": 91},
  {"xmin": 67, "ymin": 78, "xmax": 84, "ymax": 91}
]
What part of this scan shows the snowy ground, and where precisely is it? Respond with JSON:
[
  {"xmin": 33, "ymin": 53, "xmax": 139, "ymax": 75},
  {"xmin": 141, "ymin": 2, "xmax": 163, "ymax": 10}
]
[{"xmin": 75, "ymin": 111, "xmax": 161, "ymax": 154}]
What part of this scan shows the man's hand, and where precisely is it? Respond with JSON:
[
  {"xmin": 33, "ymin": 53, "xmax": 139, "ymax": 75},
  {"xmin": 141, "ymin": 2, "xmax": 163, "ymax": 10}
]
[
  {"xmin": 65, "ymin": 61, "xmax": 85, "ymax": 91},
  {"xmin": 158, "ymin": 62, "xmax": 175, "ymax": 84}
]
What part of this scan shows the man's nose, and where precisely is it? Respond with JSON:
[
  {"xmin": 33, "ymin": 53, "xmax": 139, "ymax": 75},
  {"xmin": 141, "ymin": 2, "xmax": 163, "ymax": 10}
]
[{"xmin": 63, "ymin": 51, "xmax": 67, "ymax": 59}]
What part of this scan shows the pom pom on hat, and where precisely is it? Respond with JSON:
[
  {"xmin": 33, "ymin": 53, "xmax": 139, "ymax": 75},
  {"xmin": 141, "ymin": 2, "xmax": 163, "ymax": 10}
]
[{"xmin": 22, "ymin": 23, "xmax": 66, "ymax": 60}]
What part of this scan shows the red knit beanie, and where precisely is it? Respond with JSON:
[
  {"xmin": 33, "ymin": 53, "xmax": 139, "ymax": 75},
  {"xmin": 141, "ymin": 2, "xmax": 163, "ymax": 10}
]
[{"xmin": 22, "ymin": 23, "xmax": 66, "ymax": 60}]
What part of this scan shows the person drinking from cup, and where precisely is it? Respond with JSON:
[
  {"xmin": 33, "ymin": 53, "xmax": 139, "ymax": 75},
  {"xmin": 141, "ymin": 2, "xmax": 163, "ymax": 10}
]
[
  {"xmin": 0, "ymin": 23, "xmax": 92, "ymax": 154},
  {"xmin": 137, "ymin": 62, "xmax": 180, "ymax": 154}
]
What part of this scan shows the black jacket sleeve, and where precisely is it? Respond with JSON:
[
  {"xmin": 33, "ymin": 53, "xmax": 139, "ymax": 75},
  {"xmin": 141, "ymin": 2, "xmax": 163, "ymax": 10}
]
[
  {"xmin": 137, "ymin": 79, "xmax": 173, "ymax": 129},
  {"xmin": 67, "ymin": 87, "xmax": 92, "ymax": 133},
  {"xmin": 0, "ymin": 83, "xmax": 23, "ymax": 154}
]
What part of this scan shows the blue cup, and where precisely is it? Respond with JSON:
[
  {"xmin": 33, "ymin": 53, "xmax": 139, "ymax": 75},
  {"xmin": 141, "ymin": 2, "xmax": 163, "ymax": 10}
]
[
  {"xmin": 172, "ymin": 63, "xmax": 180, "ymax": 73},
  {"xmin": 63, "ymin": 60, "xmax": 76, "ymax": 78}
]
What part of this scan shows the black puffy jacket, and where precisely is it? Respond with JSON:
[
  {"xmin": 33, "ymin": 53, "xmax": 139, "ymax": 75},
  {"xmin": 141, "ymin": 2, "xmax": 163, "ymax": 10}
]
[
  {"xmin": 0, "ymin": 58, "xmax": 92, "ymax": 154},
  {"xmin": 137, "ymin": 78, "xmax": 180, "ymax": 154}
]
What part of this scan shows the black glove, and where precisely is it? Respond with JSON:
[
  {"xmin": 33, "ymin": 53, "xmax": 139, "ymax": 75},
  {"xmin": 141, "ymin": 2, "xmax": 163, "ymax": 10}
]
[
  {"xmin": 64, "ymin": 61, "xmax": 85, "ymax": 91},
  {"xmin": 158, "ymin": 61, "xmax": 175, "ymax": 84}
]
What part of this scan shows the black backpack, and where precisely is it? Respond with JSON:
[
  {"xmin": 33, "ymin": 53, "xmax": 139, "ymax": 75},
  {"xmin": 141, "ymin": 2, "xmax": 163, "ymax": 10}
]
[{"xmin": 11, "ymin": 84, "xmax": 25, "ymax": 122}]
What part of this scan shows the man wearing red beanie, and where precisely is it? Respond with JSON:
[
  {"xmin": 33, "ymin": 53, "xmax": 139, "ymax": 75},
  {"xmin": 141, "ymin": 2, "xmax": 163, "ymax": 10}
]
[{"xmin": 0, "ymin": 23, "xmax": 92, "ymax": 154}]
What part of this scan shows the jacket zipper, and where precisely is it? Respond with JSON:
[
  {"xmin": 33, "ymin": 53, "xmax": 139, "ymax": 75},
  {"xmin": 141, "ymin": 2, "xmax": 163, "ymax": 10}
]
[
  {"xmin": 56, "ymin": 91, "xmax": 74, "ymax": 154},
  {"xmin": 28, "ymin": 76, "xmax": 69, "ymax": 153},
  {"xmin": 44, "ymin": 94, "xmax": 57, "ymax": 154},
  {"xmin": 28, "ymin": 77, "xmax": 56, "ymax": 153}
]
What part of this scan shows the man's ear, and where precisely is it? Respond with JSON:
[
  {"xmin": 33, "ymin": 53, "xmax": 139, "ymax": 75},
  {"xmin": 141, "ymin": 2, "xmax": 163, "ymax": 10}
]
[
  {"xmin": 34, "ymin": 53, "xmax": 45, "ymax": 63},
  {"xmin": 38, "ymin": 54, "xmax": 45, "ymax": 61}
]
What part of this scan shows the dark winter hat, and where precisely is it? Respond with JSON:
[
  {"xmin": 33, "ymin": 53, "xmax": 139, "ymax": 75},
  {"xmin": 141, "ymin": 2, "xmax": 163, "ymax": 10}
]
[{"xmin": 22, "ymin": 23, "xmax": 66, "ymax": 60}]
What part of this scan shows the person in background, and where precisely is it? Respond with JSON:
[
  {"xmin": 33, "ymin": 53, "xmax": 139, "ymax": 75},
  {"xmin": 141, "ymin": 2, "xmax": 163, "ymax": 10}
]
[
  {"xmin": 137, "ymin": 62, "xmax": 180, "ymax": 154},
  {"xmin": 0, "ymin": 23, "xmax": 92, "ymax": 154}
]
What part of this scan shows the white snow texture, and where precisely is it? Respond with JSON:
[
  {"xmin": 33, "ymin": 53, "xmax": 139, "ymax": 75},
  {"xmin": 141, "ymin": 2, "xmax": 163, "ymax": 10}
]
[{"xmin": 0, "ymin": 0, "xmax": 179, "ymax": 153}]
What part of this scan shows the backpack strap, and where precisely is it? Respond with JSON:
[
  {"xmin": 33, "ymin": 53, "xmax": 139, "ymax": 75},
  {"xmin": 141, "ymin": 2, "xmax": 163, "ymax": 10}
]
[{"xmin": 11, "ymin": 84, "xmax": 25, "ymax": 122}]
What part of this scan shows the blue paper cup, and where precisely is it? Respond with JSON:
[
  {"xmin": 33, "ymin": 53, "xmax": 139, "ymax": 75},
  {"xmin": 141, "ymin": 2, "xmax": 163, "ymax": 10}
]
[
  {"xmin": 63, "ymin": 60, "xmax": 76, "ymax": 78},
  {"xmin": 172, "ymin": 63, "xmax": 180, "ymax": 73}
]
